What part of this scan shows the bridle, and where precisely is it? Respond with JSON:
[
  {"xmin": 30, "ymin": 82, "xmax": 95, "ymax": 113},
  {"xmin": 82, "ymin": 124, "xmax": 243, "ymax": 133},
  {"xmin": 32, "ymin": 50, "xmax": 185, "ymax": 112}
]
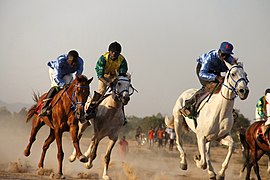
[
  {"xmin": 112, "ymin": 77, "xmax": 137, "ymax": 102},
  {"xmin": 65, "ymin": 83, "xmax": 90, "ymax": 112},
  {"xmin": 221, "ymin": 65, "xmax": 249, "ymax": 100}
]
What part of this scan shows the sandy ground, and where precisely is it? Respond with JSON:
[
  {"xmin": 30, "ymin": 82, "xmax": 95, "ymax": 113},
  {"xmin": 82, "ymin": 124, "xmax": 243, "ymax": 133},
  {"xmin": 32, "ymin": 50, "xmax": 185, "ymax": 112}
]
[{"xmin": 0, "ymin": 118, "xmax": 270, "ymax": 180}]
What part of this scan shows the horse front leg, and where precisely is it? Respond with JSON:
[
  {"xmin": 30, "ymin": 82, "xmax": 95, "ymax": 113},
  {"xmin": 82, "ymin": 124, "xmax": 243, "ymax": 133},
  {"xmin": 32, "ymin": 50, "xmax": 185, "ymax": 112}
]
[
  {"xmin": 24, "ymin": 116, "xmax": 45, "ymax": 157},
  {"xmin": 217, "ymin": 135, "xmax": 234, "ymax": 180},
  {"xmin": 206, "ymin": 142, "xmax": 216, "ymax": 179},
  {"xmin": 194, "ymin": 135, "xmax": 207, "ymax": 170},
  {"xmin": 85, "ymin": 136, "xmax": 99, "ymax": 169},
  {"xmin": 174, "ymin": 115, "xmax": 187, "ymax": 170},
  {"xmin": 68, "ymin": 121, "xmax": 89, "ymax": 163},
  {"xmin": 38, "ymin": 128, "xmax": 55, "ymax": 169},
  {"xmin": 102, "ymin": 136, "xmax": 117, "ymax": 180},
  {"xmin": 54, "ymin": 128, "xmax": 65, "ymax": 179}
]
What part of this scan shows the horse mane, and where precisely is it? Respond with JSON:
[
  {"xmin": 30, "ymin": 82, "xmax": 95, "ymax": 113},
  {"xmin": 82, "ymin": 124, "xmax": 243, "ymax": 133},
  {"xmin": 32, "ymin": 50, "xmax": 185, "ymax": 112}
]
[{"xmin": 76, "ymin": 74, "xmax": 88, "ymax": 82}]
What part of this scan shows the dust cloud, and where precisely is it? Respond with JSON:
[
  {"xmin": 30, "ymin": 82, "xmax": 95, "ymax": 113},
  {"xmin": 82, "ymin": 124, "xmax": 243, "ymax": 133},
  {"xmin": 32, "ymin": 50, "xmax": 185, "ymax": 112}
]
[{"xmin": 0, "ymin": 116, "xmax": 270, "ymax": 179}]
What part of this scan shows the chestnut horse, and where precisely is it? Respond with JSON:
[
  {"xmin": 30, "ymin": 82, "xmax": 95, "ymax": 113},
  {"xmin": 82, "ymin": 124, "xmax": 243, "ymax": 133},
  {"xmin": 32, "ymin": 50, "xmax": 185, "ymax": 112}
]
[
  {"xmin": 24, "ymin": 75, "xmax": 93, "ymax": 179},
  {"xmin": 239, "ymin": 121, "xmax": 270, "ymax": 180},
  {"xmin": 68, "ymin": 73, "xmax": 136, "ymax": 180}
]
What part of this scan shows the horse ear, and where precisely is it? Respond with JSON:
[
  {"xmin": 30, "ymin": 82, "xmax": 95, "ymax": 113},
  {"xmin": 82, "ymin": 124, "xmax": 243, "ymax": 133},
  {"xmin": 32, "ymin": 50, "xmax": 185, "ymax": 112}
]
[
  {"xmin": 224, "ymin": 60, "xmax": 232, "ymax": 69},
  {"xmin": 88, "ymin": 77, "xmax": 93, "ymax": 84}
]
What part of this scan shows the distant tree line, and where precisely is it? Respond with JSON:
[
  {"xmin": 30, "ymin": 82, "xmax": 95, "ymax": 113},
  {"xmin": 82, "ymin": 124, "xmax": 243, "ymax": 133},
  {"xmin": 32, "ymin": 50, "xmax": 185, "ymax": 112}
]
[{"xmin": 0, "ymin": 106, "xmax": 251, "ymax": 145}]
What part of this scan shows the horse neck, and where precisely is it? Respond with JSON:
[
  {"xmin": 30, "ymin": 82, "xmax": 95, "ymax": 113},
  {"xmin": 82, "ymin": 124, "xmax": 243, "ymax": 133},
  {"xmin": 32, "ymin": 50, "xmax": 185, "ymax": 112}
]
[
  {"xmin": 108, "ymin": 93, "xmax": 123, "ymax": 108},
  {"xmin": 217, "ymin": 81, "xmax": 235, "ymax": 112}
]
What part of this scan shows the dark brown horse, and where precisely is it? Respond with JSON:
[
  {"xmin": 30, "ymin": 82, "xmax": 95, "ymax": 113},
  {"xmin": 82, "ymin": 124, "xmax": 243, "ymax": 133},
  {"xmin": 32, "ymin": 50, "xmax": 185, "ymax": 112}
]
[
  {"xmin": 239, "ymin": 121, "xmax": 270, "ymax": 180},
  {"xmin": 24, "ymin": 75, "xmax": 93, "ymax": 179}
]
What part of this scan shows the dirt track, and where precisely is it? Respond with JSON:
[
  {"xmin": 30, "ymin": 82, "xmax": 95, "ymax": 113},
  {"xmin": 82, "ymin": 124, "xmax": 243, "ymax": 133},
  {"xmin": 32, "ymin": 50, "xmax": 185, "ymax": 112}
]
[{"xmin": 0, "ymin": 119, "xmax": 270, "ymax": 180}]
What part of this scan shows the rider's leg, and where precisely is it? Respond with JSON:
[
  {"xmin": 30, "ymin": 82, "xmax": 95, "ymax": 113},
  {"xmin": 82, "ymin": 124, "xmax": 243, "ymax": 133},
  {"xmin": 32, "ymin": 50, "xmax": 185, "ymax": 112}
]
[
  {"xmin": 39, "ymin": 87, "xmax": 58, "ymax": 117},
  {"xmin": 261, "ymin": 119, "xmax": 270, "ymax": 139},
  {"xmin": 179, "ymin": 87, "xmax": 206, "ymax": 117},
  {"xmin": 85, "ymin": 91, "xmax": 102, "ymax": 120}
]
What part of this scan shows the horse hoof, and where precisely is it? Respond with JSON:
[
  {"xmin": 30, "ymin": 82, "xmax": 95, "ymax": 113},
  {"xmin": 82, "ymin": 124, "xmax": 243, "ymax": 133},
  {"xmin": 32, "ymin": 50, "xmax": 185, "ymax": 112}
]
[
  {"xmin": 217, "ymin": 175, "xmax": 224, "ymax": 180},
  {"xmin": 68, "ymin": 155, "xmax": 76, "ymax": 163},
  {"xmin": 209, "ymin": 174, "xmax": 216, "ymax": 180},
  {"xmin": 102, "ymin": 175, "xmax": 111, "ymax": 180},
  {"xmin": 55, "ymin": 173, "xmax": 65, "ymax": 179},
  {"xmin": 79, "ymin": 155, "xmax": 88, "ymax": 163},
  {"xmin": 85, "ymin": 163, "xmax": 93, "ymax": 169},
  {"xmin": 180, "ymin": 163, "xmax": 187, "ymax": 170},
  {"xmin": 24, "ymin": 149, "xmax": 30, "ymax": 157}
]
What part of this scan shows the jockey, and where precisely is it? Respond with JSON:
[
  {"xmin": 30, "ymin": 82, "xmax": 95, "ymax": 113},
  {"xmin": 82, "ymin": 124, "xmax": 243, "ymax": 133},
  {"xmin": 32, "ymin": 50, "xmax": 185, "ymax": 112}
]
[
  {"xmin": 256, "ymin": 89, "xmax": 270, "ymax": 137},
  {"xmin": 39, "ymin": 50, "xmax": 84, "ymax": 117},
  {"xmin": 180, "ymin": 41, "xmax": 237, "ymax": 117},
  {"xmin": 85, "ymin": 41, "xmax": 128, "ymax": 125}
]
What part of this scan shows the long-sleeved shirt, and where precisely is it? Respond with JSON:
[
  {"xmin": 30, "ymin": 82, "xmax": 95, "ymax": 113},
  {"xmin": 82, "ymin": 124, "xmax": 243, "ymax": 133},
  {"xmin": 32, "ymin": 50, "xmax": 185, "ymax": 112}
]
[
  {"xmin": 95, "ymin": 52, "xmax": 128, "ymax": 79},
  {"xmin": 196, "ymin": 50, "xmax": 234, "ymax": 82},
  {"xmin": 256, "ymin": 96, "xmax": 268, "ymax": 118},
  {"xmin": 47, "ymin": 54, "xmax": 84, "ymax": 87}
]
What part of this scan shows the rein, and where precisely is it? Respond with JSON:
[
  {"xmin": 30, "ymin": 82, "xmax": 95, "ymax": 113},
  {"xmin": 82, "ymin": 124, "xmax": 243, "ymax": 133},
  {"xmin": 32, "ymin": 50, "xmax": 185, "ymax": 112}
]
[{"xmin": 50, "ymin": 83, "xmax": 89, "ymax": 112}]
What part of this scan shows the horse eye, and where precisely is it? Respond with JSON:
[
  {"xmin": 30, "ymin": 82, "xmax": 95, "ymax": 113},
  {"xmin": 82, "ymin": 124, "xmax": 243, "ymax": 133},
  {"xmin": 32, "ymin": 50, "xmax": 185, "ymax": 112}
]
[
  {"xmin": 231, "ymin": 73, "xmax": 235, "ymax": 77},
  {"xmin": 118, "ymin": 82, "xmax": 121, "ymax": 86}
]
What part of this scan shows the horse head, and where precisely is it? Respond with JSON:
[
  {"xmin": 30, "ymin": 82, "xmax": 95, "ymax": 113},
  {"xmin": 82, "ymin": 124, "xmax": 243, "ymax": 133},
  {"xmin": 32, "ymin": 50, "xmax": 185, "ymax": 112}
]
[
  {"xmin": 69, "ymin": 75, "xmax": 93, "ymax": 119},
  {"xmin": 223, "ymin": 61, "xmax": 249, "ymax": 100},
  {"xmin": 112, "ymin": 73, "xmax": 136, "ymax": 105}
]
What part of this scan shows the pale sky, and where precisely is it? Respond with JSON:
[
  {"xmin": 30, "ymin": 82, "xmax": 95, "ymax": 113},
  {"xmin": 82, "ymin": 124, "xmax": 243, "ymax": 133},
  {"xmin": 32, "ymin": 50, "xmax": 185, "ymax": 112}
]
[{"xmin": 0, "ymin": 0, "xmax": 269, "ymax": 120}]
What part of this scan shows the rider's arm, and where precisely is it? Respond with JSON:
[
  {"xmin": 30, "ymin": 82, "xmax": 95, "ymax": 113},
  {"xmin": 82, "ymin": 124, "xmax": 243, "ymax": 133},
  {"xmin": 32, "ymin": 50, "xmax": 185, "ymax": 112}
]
[
  {"xmin": 198, "ymin": 53, "xmax": 217, "ymax": 82},
  {"xmin": 75, "ymin": 57, "xmax": 84, "ymax": 76},
  {"xmin": 119, "ymin": 57, "xmax": 128, "ymax": 76},
  {"xmin": 95, "ymin": 55, "xmax": 106, "ymax": 79},
  {"xmin": 256, "ymin": 97, "xmax": 266, "ymax": 118}
]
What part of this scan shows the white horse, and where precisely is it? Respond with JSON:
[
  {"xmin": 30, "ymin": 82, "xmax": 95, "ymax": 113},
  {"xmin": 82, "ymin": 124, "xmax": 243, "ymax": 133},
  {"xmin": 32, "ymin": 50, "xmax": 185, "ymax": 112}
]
[
  {"xmin": 68, "ymin": 73, "xmax": 136, "ymax": 180},
  {"xmin": 165, "ymin": 61, "xmax": 249, "ymax": 180}
]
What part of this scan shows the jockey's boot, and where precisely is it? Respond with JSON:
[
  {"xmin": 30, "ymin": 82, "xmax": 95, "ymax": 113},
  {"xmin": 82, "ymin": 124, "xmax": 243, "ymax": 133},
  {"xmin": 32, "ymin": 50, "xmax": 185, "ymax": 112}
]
[
  {"xmin": 39, "ymin": 87, "xmax": 58, "ymax": 117},
  {"xmin": 85, "ymin": 91, "xmax": 102, "ymax": 120},
  {"xmin": 179, "ymin": 87, "xmax": 205, "ymax": 117}
]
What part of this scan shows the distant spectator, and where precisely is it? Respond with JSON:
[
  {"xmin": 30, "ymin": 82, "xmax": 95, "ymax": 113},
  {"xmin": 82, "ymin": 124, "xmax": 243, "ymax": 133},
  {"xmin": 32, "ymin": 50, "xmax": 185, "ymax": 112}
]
[
  {"xmin": 148, "ymin": 127, "xmax": 155, "ymax": 149},
  {"xmin": 157, "ymin": 127, "xmax": 164, "ymax": 148},
  {"xmin": 168, "ymin": 128, "xmax": 176, "ymax": 151},
  {"xmin": 119, "ymin": 136, "xmax": 129, "ymax": 161}
]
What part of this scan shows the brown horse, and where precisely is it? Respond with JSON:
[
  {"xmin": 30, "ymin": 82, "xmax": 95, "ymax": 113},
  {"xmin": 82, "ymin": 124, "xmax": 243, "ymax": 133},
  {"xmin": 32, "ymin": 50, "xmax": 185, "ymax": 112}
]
[
  {"xmin": 239, "ymin": 121, "xmax": 270, "ymax": 180},
  {"xmin": 68, "ymin": 73, "xmax": 136, "ymax": 179},
  {"xmin": 24, "ymin": 75, "xmax": 93, "ymax": 179}
]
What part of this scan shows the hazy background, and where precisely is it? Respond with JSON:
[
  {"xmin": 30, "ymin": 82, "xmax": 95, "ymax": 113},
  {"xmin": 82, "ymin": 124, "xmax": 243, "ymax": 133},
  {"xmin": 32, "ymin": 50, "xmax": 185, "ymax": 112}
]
[{"xmin": 0, "ymin": 0, "xmax": 269, "ymax": 121}]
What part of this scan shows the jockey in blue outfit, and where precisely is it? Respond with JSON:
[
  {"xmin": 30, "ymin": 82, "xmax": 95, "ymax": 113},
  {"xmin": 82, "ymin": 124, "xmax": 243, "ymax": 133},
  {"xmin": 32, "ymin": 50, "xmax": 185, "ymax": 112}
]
[
  {"xmin": 39, "ymin": 50, "xmax": 84, "ymax": 117},
  {"xmin": 180, "ymin": 42, "xmax": 237, "ymax": 117}
]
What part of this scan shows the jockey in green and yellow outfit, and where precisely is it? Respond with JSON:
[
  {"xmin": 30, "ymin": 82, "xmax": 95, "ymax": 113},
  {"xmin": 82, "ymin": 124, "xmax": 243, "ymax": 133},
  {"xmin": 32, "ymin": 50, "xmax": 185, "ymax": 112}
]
[{"xmin": 85, "ymin": 42, "xmax": 128, "ymax": 124}]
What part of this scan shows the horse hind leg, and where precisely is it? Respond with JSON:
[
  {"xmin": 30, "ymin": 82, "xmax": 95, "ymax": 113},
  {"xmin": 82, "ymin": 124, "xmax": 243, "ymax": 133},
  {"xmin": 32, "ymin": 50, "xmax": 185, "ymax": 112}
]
[
  {"xmin": 24, "ymin": 116, "xmax": 45, "ymax": 156},
  {"xmin": 38, "ymin": 128, "xmax": 55, "ymax": 169}
]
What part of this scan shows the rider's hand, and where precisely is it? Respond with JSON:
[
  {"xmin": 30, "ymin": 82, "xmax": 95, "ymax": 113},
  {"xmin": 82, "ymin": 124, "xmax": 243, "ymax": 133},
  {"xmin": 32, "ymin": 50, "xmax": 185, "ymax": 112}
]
[{"xmin": 215, "ymin": 76, "xmax": 224, "ymax": 83}]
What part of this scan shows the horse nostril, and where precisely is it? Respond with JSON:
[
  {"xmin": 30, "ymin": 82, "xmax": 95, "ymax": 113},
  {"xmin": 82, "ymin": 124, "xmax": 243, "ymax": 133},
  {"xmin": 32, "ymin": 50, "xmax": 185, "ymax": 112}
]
[{"xmin": 239, "ymin": 89, "xmax": 245, "ymax": 94}]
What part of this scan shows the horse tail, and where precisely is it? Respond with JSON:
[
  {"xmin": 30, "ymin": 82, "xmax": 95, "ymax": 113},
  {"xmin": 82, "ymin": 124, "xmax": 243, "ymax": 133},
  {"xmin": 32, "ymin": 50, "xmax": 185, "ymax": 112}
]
[
  {"xmin": 26, "ymin": 92, "xmax": 39, "ymax": 123},
  {"xmin": 164, "ymin": 115, "xmax": 174, "ymax": 129},
  {"xmin": 238, "ymin": 127, "xmax": 250, "ymax": 158}
]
